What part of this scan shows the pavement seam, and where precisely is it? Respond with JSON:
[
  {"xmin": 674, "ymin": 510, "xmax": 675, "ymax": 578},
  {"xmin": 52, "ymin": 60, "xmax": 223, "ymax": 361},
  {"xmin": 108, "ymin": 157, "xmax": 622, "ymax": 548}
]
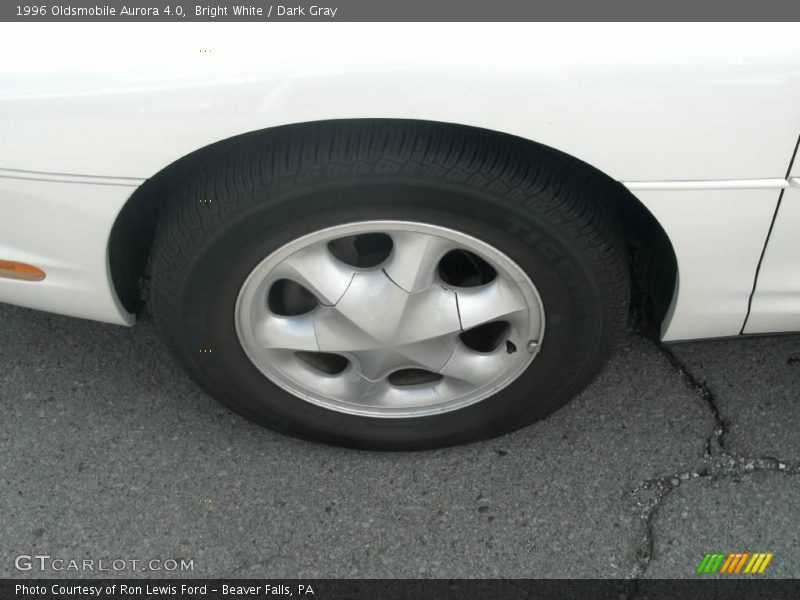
[{"xmin": 627, "ymin": 339, "xmax": 800, "ymax": 584}]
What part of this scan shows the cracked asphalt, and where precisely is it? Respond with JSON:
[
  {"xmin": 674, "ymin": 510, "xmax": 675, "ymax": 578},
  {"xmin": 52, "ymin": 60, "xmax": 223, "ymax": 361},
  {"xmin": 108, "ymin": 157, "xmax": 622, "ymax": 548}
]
[{"xmin": 1, "ymin": 301, "xmax": 799, "ymax": 579}]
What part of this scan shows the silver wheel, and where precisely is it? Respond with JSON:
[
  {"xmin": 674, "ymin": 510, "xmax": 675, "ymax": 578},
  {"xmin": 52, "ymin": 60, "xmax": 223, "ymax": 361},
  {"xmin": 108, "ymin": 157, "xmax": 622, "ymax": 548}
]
[{"xmin": 235, "ymin": 221, "xmax": 545, "ymax": 418}]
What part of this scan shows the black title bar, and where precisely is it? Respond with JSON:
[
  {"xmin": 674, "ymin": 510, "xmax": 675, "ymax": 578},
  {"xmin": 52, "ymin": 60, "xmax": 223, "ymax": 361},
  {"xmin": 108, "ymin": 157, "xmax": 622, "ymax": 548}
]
[
  {"xmin": 2, "ymin": 0, "xmax": 800, "ymax": 21},
  {"xmin": 4, "ymin": 579, "xmax": 800, "ymax": 600}
]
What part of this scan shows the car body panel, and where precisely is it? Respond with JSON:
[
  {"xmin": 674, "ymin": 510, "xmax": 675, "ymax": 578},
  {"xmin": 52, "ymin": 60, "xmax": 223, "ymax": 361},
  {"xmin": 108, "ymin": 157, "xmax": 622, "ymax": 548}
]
[
  {"xmin": 630, "ymin": 187, "xmax": 780, "ymax": 340},
  {"xmin": 1, "ymin": 23, "xmax": 800, "ymax": 340},
  {"xmin": 0, "ymin": 173, "xmax": 136, "ymax": 325},
  {"xmin": 744, "ymin": 182, "xmax": 800, "ymax": 334},
  {"xmin": 1, "ymin": 23, "xmax": 800, "ymax": 182}
]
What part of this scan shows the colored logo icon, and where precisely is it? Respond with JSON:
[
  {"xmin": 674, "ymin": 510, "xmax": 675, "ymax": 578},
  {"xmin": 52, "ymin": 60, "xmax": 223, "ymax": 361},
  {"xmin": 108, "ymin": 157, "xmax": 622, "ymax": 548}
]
[{"xmin": 696, "ymin": 552, "xmax": 773, "ymax": 574}]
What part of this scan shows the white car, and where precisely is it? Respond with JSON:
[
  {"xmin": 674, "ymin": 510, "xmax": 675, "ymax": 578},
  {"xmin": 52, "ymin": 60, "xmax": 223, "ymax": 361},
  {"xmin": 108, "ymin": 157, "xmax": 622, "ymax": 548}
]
[{"xmin": 1, "ymin": 23, "xmax": 798, "ymax": 449}]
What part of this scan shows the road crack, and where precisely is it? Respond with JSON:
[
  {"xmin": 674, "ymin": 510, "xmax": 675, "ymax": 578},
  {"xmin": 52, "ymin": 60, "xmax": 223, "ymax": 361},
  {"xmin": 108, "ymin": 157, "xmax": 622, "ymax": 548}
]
[{"xmin": 627, "ymin": 340, "xmax": 800, "ymax": 581}]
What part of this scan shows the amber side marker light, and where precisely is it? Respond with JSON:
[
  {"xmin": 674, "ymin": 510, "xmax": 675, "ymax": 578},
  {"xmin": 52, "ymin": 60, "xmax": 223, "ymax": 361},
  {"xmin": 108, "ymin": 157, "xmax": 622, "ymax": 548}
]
[{"xmin": 0, "ymin": 260, "xmax": 46, "ymax": 281}]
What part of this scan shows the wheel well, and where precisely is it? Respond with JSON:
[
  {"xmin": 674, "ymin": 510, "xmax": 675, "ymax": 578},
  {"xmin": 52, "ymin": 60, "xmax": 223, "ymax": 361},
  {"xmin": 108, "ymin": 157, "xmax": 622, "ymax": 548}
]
[{"xmin": 108, "ymin": 119, "xmax": 677, "ymax": 331}]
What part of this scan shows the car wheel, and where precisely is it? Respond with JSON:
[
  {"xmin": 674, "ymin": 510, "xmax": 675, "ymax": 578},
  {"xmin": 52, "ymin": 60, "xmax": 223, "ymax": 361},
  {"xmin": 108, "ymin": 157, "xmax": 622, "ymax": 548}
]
[{"xmin": 150, "ymin": 121, "xmax": 629, "ymax": 449}]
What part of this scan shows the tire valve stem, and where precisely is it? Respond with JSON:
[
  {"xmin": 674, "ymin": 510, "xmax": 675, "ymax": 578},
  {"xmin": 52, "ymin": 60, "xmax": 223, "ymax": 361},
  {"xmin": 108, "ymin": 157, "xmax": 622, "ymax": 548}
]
[{"xmin": 527, "ymin": 340, "xmax": 540, "ymax": 355}]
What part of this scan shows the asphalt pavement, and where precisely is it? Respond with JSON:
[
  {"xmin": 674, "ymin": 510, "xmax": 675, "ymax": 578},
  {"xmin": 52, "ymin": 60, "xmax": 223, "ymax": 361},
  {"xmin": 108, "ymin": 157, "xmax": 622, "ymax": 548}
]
[{"xmin": 1, "ymin": 302, "xmax": 798, "ymax": 579}]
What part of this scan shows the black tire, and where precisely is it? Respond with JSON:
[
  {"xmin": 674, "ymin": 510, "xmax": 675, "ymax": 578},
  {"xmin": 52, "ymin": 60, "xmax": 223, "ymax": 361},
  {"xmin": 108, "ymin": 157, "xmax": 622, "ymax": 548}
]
[{"xmin": 150, "ymin": 120, "xmax": 629, "ymax": 450}]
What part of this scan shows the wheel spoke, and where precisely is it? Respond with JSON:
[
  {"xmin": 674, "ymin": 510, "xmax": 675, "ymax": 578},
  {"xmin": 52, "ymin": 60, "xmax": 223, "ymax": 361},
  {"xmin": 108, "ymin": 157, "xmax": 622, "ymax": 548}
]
[
  {"xmin": 383, "ymin": 231, "xmax": 455, "ymax": 292},
  {"xmin": 296, "ymin": 372, "xmax": 445, "ymax": 410},
  {"xmin": 395, "ymin": 286, "xmax": 461, "ymax": 345},
  {"xmin": 273, "ymin": 242, "xmax": 354, "ymax": 305},
  {"xmin": 314, "ymin": 305, "xmax": 381, "ymax": 353},
  {"xmin": 293, "ymin": 366, "xmax": 375, "ymax": 399},
  {"xmin": 341, "ymin": 333, "xmax": 458, "ymax": 380},
  {"xmin": 440, "ymin": 344, "xmax": 513, "ymax": 388},
  {"xmin": 342, "ymin": 348, "xmax": 404, "ymax": 380},
  {"xmin": 456, "ymin": 278, "xmax": 528, "ymax": 329},
  {"xmin": 394, "ymin": 334, "xmax": 459, "ymax": 373},
  {"xmin": 253, "ymin": 313, "xmax": 319, "ymax": 351},
  {"xmin": 358, "ymin": 378, "xmax": 444, "ymax": 409}
]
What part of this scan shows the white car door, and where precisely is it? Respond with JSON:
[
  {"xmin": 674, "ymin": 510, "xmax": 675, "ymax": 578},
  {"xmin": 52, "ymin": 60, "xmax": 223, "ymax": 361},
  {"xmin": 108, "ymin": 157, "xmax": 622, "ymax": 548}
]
[{"xmin": 743, "ymin": 136, "xmax": 800, "ymax": 334}]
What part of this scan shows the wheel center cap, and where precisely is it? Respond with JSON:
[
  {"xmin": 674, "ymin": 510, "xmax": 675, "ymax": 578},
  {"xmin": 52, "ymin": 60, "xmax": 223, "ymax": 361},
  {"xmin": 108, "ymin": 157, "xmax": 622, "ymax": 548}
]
[{"xmin": 314, "ymin": 271, "xmax": 461, "ymax": 380}]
